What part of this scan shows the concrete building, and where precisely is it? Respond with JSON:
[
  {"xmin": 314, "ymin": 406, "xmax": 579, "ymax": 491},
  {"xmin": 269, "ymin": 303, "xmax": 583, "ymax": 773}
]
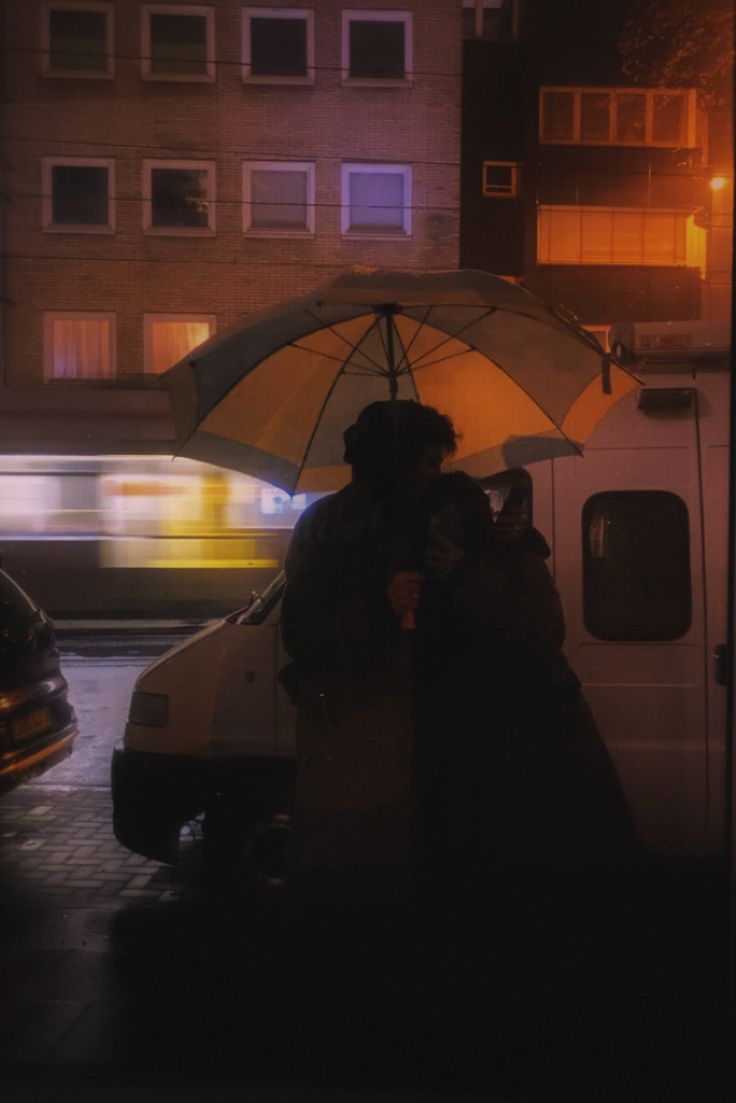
[{"xmin": 460, "ymin": 0, "xmax": 733, "ymax": 332}]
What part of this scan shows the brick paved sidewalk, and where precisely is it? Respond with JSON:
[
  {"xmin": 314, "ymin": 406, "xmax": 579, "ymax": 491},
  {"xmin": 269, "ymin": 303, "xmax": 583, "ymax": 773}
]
[{"xmin": 0, "ymin": 784, "xmax": 199, "ymax": 905}]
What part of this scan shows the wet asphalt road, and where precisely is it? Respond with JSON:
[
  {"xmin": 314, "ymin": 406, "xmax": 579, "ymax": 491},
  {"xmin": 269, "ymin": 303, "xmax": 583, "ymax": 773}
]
[{"xmin": 0, "ymin": 638, "xmax": 733, "ymax": 1102}]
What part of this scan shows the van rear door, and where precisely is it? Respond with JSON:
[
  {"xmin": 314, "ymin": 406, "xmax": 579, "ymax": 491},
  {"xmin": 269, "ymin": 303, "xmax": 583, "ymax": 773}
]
[{"xmin": 551, "ymin": 368, "xmax": 720, "ymax": 855}]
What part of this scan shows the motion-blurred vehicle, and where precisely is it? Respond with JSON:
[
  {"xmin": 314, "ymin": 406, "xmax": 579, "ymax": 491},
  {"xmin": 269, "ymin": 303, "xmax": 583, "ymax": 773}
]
[{"xmin": 0, "ymin": 561, "xmax": 77, "ymax": 790}]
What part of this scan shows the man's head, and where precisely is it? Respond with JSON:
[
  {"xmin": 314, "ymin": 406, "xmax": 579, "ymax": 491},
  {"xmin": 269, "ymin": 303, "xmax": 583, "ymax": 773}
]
[{"xmin": 343, "ymin": 400, "xmax": 457, "ymax": 500}]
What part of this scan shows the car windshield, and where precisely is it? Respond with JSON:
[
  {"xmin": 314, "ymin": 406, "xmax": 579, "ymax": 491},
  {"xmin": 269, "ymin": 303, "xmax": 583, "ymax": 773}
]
[{"xmin": 229, "ymin": 569, "xmax": 286, "ymax": 626}]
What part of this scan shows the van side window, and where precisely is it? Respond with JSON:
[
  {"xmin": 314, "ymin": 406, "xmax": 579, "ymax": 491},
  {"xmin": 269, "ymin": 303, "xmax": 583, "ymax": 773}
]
[{"xmin": 582, "ymin": 491, "xmax": 691, "ymax": 640}]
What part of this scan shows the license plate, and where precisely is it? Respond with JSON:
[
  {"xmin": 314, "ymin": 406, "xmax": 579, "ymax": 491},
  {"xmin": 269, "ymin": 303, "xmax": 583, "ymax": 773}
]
[{"xmin": 12, "ymin": 707, "xmax": 53, "ymax": 742}]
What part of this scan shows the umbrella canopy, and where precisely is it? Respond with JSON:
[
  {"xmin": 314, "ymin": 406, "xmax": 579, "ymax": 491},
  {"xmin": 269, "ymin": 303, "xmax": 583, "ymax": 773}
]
[{"xmin": 164, "ymin": 268, "xmax": 641, "ymax": 494}]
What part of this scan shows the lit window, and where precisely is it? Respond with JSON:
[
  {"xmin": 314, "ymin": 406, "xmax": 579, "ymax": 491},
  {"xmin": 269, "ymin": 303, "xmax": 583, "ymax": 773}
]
[
  {"xmin": 342, "ymin": 10, "xmax": 412, "ymax": 83},
  {"xmin": 242, "ymin": 8, "xmax": 314, "ymax": 83},
  {"xmin": 42, "ymin": 2, "xmax": 113, "ymax": 77},
  {"xmin": 243, "ymin": 162, "xmax": 315, "ymax": 235},
  {"xmin": 537, "ymin": 206, "xmax": 706, "ymax": 268},
  {"xmin": 43, "ymin": 312, "xmax": 115, "ymax": 380},
  {"xmin": 539, "ymin": 87, "xmax": 694, "ymax": 147},
  {"xmin": 342, "ymin": 163, "xmax": 411, "ymax": 236},
  {"xmin": 143, "ymin": 161, "xmax": 215, "ymax": 233},
  {"xmin": 462, "ymin": 0, "xmax": 518, "ymax": 41},
  {"xmin": 580, "ymin": 91, "xmax": 611, "ymax": 142},
  {"xmin": 482, "ymin": 161, "xmax": 519, "ymax": 198},
  {"xmin": 142, "ymin": 5, "xmax": 215, "ymax": 80},
  {"xmin": 144, "ymin": 314, "xmax": 215, "ymax": 374},
  {"xmin": 583, "ymin": 491, "xmax": 691, "ymax": 640},
  {"xmin": 42, "ymin": 158, "xmax": 114, "ymax": 232}
]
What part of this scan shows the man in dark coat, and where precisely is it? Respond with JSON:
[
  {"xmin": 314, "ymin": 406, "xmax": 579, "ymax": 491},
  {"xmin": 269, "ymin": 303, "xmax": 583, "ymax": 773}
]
[{"xmin": 280, "ymin": 400, "xmax": 457, "ymax": 915}]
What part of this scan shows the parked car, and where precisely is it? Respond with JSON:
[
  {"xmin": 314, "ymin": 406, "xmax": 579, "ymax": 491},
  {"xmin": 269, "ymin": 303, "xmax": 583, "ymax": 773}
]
[
  {"xmin": 0, "ymin": 560, "xmax": 77, "ymax": 790},
  {"xmin": 111, "ymin": 571, "xmax": 296, "ymax": 890}
]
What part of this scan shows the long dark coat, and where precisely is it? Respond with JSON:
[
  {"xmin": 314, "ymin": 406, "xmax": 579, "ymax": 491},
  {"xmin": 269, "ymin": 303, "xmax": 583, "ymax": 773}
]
[
  {"xmin": 416, "ymin": 529, "xmax": 640, "ymax": 882},
  {"xmin": 280, "ymin": 482, "xmax": 420, "ymax": 913}
]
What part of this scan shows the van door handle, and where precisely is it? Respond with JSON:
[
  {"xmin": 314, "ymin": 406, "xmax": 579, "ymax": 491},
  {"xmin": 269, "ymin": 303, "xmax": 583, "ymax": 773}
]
[{"xmin": 714, "ymin": 644, "xmax": 730, "ymax": 687}]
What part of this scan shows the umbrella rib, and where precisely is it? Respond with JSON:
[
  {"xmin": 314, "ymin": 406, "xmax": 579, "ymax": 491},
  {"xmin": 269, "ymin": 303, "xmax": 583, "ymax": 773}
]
[
  {"xmin": 342, "ymin": 367, "xmax": 393, "ymax": 378},
  {"xmin": 302, "ymin": 309, "xmax": 390, "ymax": 376},
  {"xmin": 391, "ymin": 304, "xmax": 433, "ymax": 375},
  {"xmin": 290, "ymin": 340, "xmax": 384, "ymax": 374},
  {"xmin": 404, "ymin": 307, "xmax": 498, "ymax": 370},
  {"xmin": 293, "ymin": 361, "xmax": 351, "ymax": 492}
]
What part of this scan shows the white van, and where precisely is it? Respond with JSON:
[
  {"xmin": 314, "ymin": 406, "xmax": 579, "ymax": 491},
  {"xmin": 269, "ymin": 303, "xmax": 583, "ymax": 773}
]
[{"xmin": 112, "ymin": 333, "xmax": 730, "ymax": 878}]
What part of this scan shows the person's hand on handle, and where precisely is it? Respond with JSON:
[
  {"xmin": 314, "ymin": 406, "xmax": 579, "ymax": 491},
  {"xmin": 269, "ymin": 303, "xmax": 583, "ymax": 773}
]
[{"xmin": 387, "ymin": 571, "xmax": 424, "ymax": 630}]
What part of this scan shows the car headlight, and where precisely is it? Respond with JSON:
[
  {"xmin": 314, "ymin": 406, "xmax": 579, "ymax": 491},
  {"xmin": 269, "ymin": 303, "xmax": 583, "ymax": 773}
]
[{"xmin": 128, "ymin": 691, "xmax": 169, "ymax": 728}]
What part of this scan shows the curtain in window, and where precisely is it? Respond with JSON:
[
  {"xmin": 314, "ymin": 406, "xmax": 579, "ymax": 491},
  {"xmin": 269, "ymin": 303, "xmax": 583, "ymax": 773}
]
[
  {"xmin": 151, "ymin": 321, "xmax": 211, "ymax": 374},
  {"xmin": 251, "ymin": 170, "xmax": 307, "ymax": 229},
  {"xmin": 50, "ymin": 318, "xmax": 111, "ymax": 379},
  {"xmin": 538, "ymin": 207, "xmax": 688, "ymax": 266}
]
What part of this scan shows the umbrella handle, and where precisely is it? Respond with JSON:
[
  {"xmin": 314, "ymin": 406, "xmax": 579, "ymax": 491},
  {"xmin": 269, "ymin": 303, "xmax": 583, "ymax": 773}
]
[{"xmin": 401, "ymin": 611, "xmax": 416, "ymax": 631}]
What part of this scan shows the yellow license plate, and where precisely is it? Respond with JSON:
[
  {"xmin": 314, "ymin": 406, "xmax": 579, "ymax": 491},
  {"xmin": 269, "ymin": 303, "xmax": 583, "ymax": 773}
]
[{"xmin": 12, "ymin": 706, "xmax": 53, "ymax": 742}]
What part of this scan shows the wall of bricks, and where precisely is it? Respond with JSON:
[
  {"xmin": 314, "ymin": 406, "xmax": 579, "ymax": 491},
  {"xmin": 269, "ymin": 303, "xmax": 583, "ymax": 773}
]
[{"xmin": 2, "ymin": 0, "xmax": 462, "ymax": 436}]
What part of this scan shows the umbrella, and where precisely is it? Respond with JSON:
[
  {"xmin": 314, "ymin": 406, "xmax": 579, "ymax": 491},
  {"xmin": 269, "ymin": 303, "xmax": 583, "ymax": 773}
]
[{"xmin": 164, "ymin": 268, "xmax": 641, "ymax": 494}]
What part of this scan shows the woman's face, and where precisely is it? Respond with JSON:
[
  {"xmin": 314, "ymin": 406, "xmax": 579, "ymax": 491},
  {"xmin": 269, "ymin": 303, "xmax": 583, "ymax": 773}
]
[{"xmin": 410, "ymin": 445, "xmax": 446, "ymax": 500}]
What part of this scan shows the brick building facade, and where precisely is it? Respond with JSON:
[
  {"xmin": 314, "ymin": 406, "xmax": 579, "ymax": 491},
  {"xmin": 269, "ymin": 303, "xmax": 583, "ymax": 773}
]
[{"xmin": 1, "ymin": 0, "xmax": 461, "ymax": 454}]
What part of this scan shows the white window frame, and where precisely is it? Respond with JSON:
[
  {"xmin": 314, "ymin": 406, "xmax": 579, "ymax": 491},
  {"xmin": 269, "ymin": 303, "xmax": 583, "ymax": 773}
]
[
  {"xmin": 539, "ymin": 87, "xmax": 697, "ymax": 148},
  {"xmin": 143, "ymin": 159, "xmax": 216, "ymax": 235},
  {"xmin": 242, "ymin": 161, "xmax": 315, "ymax": 236},
  {"xmin": 143, "ymin": 313, "xmax": 216, "ymax": 374},
  {"xmin": 41, "ymin": 1, "xmax": 114, "ymax": 78},
  {"xmin": 43, "ymin": 311, "xmax": 117, "ymax": 381},
  {"xmin": 242, "ymin": 7, "xmax": 314, "ymax": 85},
  {"xmin": 482, "ymin": 161, "xmax": 519, "ymax": 198},
  {"xmin": 341, "ymin": 9, "xmax": 413, "ymax": 86},
  {"xmin": 536, "ymin": 205, "xmax": 699, "ymax": 268},
  {"xmin": 341, "ymin": 163, "xmax": 412, "ymax": 238},
  {"xmin": 42, "ymin": 157, "xmax": 115, "ymax": 233},
  {"xmin": 141, "ymin": 4, "xmax": 215, "ymax": 82},
  {"xmin": 462, "ymin": 0, "xmax": 519, "ymax": 42}
]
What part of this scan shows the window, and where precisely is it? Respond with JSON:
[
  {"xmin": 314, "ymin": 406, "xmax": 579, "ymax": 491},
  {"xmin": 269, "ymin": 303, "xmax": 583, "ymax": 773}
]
[
  {"xmin": 42, "ymin": 2, "xmax": 113, "ymax": 76},
  {"xmin": 242, "ymin": 8, "xmax": 314, "ymax": 83},
  {"xmin": 482, "ymin": 161, "xmax": 519, "ymax": 198},
  {"xmin": 142, "ymin": 4, "xmax": 215, "ymax": 80},
  {"xmin": 583, "ymin": 491, "xmax": 692, "ymax": 640},
  {"xmin": 342, "ymin": 10, "xmax": 412, "ymax": 83},
  {"xmin": 342, "ymin": 164, "xmax": 411, "ymax": 236},
  {"xmin": 537, "ymin": 206, "xmax": 706, "ymax": 269},
  {"xmin": 143, "ymin": 161, "xmax": 215, "ymax": 233},
  {"xmin": 539, "ymin": 87, "xmax": 696, "ymax": 147},
  {"xmin": 462, "ymin": 0, "xmax": 518, "ymax": 41},
  {"xmin": 43, "ymin": 312, "xmax": 115, "ymax": 380},
  {"xmin": 243, "ymin": 162, "xmax": 315, "ymax": 235},
  {"xmin": 144, "ymin": 314, "xmax": 215, "ymax": 374},
  {"xmin": 42, "ymin": 158, "xmax": 114, "ymax": 232}
]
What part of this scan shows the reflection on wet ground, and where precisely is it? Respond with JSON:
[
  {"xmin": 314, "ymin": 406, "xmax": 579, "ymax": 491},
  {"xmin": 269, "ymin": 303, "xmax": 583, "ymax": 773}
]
[{"xmin": 0, "ymin": 784, "xmax": 731, "ymax": 1103}]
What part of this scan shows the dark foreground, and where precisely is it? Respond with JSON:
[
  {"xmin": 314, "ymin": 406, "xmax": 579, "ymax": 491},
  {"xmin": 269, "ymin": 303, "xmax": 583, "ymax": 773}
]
[{"xmin": 0, "ymin": 783, "xmax": 731, "ymax": 1103}]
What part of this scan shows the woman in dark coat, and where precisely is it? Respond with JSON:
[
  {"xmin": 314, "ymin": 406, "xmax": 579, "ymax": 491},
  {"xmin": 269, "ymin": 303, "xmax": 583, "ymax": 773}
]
[{"xmin": 414, "ymin": 471, "xmax": 640, "ymax": 895}]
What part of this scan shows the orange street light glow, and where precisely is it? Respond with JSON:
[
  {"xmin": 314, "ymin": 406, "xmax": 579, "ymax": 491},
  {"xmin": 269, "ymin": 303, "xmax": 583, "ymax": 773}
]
[{"xmin": 709, "ymin": 175, "xmax": 728, "ymax": 191}]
